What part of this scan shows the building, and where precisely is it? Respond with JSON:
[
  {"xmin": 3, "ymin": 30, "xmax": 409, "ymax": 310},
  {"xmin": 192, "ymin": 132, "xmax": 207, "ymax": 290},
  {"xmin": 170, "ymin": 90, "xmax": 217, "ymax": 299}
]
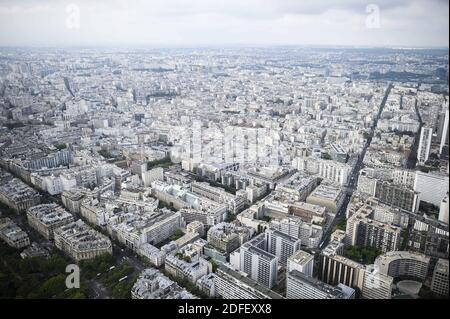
[
  {"xmin": 371, "ymin": 203, "xmax": 409, "ymax": 228},
  {"xmin": 439, "ymin": 107, "xmax": 449, "ymax": 155},
  {"xmin": 151, "ymin": 181, "xmax": 227, "ymax": 225},
  {"xmin": 407, "ymin": 215, "xmax": 449, "ymax": 259},
  {"xmin": 276, "ymin": 174, "xmax": 318, "ymax": 201},
  {"xmin": 207, "ymin": 222, "xmax": 250, "ymax": 254},
  {"xmin": 179, "ymin": 207, "xmax": 225, "ymax": 227},
  {"xmin": 431, "ymin": 258, "xmax": 449, "ymax": 296},
  {"xmin": 414, "ymin": 171, "xmax": 449, "ymax": 207},
  {"xmin": 265, "ymin": 229, "xmax": 301, "ymax": 266},
  {"xmin": 174, "ymin": 232, "xmax": 199, "ymax": 249},
  {"xmin": 417, "ymin": 127, "xmax": 433, "ymax": 164},
  {"xmin": 288, "ymin": 201, "xmax": 326, "ymax": 222},
  {"xmin": 164, "ymin": 244, "xmax": 212, "ymax": 284},
  {"xmin": 331, "ymin": 229, "xmax": 346, "ymax": 243},
  {"xmin": 142, "ymin": 167, "xmax": 164, "ymax": 187},
  {"xmin": 345, "ymin": 203, "xmax": 401, "ymax": 253},
  {"xmin": 108, "ymin": 210, "xmax": 184, "ymax": 250},
  {"xmin": 0, "ymin": 217, "xmax": 30, "ymax": 249},
  {"xmin": 22, "ymin": 149, "xmax": 73, "ymax": 170},
  {"xmin": 236, "ymin": 204, "xmax": 266, "ymax": 231},
  {"xmin": 191, "ymin": 181, "xmax": 246, "ymax": 214},
  {"xmin": 131, "ymin": 161, "xmax": 148, "ymax": 176},
  {"xmin": 246, "ymin": 183, "xmax": 268, "ymax": 203},
  {"xmin": 316, "ymin": 160, "xmax": 351, "ymax": 186},
  {"xmin": 236, "ymin": 233, "xmax": 278, "ymax": 289},
  {"xmin": 319, "ymin": 241, "xmax": 365, "ymax": 293},
  {"xmin": 330, "ymin": 143, "xmax": 348, "ymax": 163},
  {"xmin": 361, "ymin": 264, "xmax": 393, "ymax": 299},
  {"xmin": 165, "ymin": 170, "xmax": 192, "ymax": 188},
  {"xmin": 377, "ymin": 118, "xmax": 420, "ymax": 134},
  {"xmin": 36, "ymin": 173, "xmax": 77, "ymax": 195},
  {"xmin": 211, "ymin": 265, "xmax": 283, "ymax": 299},
  {"xmin": 270, "ymin": 215, "xmax": 323, "ymax": 249},
  {"xmin": 439, "ymin": 195, "xmax": 449, "ymax": 224},
  {"xmin": 286, "ymin": 270, "xmax": 355, "ymax": 299},
  {"xmin": 186, "ymin": 220, "xmax": 204, "ymax": 237},
  {"xmin": 79, "ymin": 197, "xmax": 109, "ymax": 227},
  {"xmin": 27, "ymin": 203, "xmax": 74, "ymax": 240},
  {"xmin": 374, "ymin": 251, "xmax": 430, "ymax": 281},
  {"xmin": 54, "ymin": 220, "xmax": 112, "ymax": 261},
  {"xmin": 357, "ymin": 173, "xmax": 378, "ymax": 196},
  {"xmin": 151, "ymin": 181, "xmax": 190, "ymax": 210},
  {"xmin": 61, "ymin": 190, "xmax": 85, "ymax": 214},
  {"xmin": 287, "ymin": 250, "xmax": 314, "ymax": 277},
  {"xmin": 392, "ymin": 169, "xmax": 416, "ymax": 188},
  {"xmin": 196, "ymin": 162, "xmax": 240, "ymax": 182},
  {"xmin": 374, "ymin": 180, "xmax": 419, "ymax": 213},
  {"xmin": 138, "ymin": 243, "xmax": 166, "ymax": 267},
  {"xmin": 196, "ymin": 273, "xmax": 217, "ymax": 297},
  {"xmin": 0, "ymin": 177, "xmax": 41, "ymax": 211},
  {"xmin": 20, "ymin": 242, "xmax": 50, "ymax": 259},
  {"xmin": 306, "ymin": 183, "xmax": 345, "ymax": 214},
  {"xmin": 131, "ymin": 268, "xmax": 197, "ymax": 299},
  {"xmin": 293, "ymin": 157, "xmax": 351, "ymax": 186}
]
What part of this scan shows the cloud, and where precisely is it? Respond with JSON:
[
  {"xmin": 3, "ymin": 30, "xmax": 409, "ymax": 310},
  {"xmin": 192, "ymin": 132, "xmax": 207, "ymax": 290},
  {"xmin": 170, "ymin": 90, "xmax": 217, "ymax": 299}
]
[{"xmin": 0, "ymin": 0, "xmax": 448, "ymax": 47}]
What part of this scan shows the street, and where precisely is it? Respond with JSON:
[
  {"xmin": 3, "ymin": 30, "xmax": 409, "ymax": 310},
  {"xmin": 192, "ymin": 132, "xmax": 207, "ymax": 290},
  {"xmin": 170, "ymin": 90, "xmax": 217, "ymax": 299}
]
[{"xmin": 319, "ymin": 83, "xmax": 393, "ymax": 249}]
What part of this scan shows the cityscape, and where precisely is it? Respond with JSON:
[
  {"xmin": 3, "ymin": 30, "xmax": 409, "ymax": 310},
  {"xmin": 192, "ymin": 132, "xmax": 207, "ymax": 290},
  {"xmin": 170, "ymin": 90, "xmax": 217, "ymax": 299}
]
[{"xmin": 0, "ymin": 0, "xmax": 448, "ymax": 303}]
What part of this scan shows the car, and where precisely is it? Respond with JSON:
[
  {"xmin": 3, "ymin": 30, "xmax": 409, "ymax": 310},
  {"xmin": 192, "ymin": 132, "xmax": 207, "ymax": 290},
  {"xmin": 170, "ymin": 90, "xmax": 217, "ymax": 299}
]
[{"xmin": 118, "ymin": 276, "xmax": 128, "ymax": 282}]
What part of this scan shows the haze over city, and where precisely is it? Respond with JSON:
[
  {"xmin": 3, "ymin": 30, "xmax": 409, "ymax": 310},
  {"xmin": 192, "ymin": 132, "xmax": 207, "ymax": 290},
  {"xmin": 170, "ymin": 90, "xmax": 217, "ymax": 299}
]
[{"xmin": 0, "ymin": 0, "xmax": 448, "ymax": 47}]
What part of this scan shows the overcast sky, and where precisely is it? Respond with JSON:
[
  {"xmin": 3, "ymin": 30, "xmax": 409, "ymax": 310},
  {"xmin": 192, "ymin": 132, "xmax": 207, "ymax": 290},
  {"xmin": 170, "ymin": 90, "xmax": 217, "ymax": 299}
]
[{"xmin": 0, "ymin": 0, "xmax": 448, "ymax": 47}]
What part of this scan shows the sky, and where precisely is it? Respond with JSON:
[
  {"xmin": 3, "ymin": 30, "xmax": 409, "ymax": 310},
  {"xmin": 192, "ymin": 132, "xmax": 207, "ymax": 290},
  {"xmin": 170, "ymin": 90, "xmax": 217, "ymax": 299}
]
[{"xmin": 0, "ymin": 0, "xmax": 448, "ymax": 47}]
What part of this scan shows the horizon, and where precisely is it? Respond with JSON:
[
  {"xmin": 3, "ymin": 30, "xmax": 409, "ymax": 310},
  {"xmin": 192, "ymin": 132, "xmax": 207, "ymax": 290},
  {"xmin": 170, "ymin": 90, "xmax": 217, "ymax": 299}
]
[{"xmin": 0, "ymin": 44, "xmax": 448, "ymax": 50}]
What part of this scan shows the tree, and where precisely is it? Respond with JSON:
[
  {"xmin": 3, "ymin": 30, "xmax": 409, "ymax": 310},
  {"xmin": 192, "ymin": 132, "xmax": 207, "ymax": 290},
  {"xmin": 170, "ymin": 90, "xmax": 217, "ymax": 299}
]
[
  {"xmin": 321, "ymin": 152, "xmax": 332, "ymax": 160},
  {"xmin": 54, "ymin": 143, "xmax": 67, "ymax": 150},
  {"xmin": 34, "ymin": 274, "xmax": 66, "ymax": 299},
  {"xmin": 169, "ymin": 228, "xmax": 185, "ymax": 241},
  {"xmin": 182, "ymin": 256, "xmax": 192, "ymax": 263},
  {"xmin": 344, "ymin": 246, "xmax": 381, "ymax": 265},
  {"xmin": 98, "ymin": 149, "xmax": 114, "ymax": 159},
  {"xmin": 111, "ymin": 280, "xmax": 134, "ymax": 299},
  {"xmin": 332, "ymin": 219, "xmax": 347, "ymax": 233},
  {"xmin": 225, "ymin": 214, "xmax": 236, "ymax": 223},
  {"xmin": 210, "ymin": 259, "xmax": 218, "ymax": 273},
  {"xmin": 0, "ymin": 242, "xmax": 89, "ymax": 299},
  {"xmin": 69, "ymin": 290, "xmax": 87, "ymax": 299},
  {"xmin": 79, "ymin": 253, "xmax": 114, "ymax": 279},
  {"xmin": 100, "ymin": 262, "xmax": 133, "ymax": 287},
  {"xmin": 147, "ymin": 156, "xmax": 172, "ymax": 170},
  {"xmin": 0, "ymin": 273, "xmax": 16, "ymax": 298},
  {"xmin": 0, "ymin": 202, "xmax": 17, "ymax": 216}
]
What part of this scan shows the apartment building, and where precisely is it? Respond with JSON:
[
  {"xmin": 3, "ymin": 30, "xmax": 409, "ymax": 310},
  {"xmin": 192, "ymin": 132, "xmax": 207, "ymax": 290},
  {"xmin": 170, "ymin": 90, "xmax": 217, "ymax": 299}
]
[
  {"xmin": 54, "ymin": 220, "xmax": 112, "ymax": 261},
  {"xmin": 27, "ymin": 203, "xmax": 74, "ymax": 240}
]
